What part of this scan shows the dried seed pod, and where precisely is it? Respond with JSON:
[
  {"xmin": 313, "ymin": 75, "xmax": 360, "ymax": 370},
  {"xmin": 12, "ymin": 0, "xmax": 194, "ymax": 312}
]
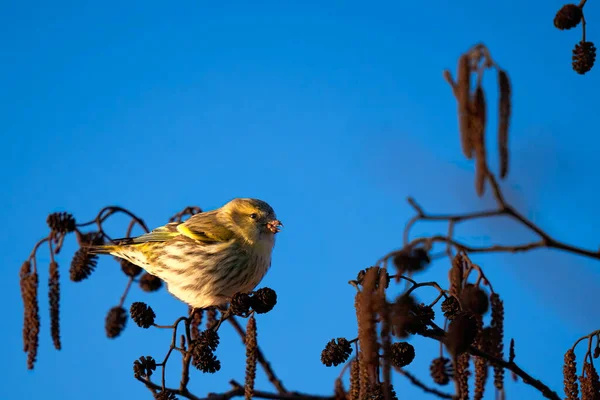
[
  {"xmin": 446, "ymin": 313, "xmax": 478, "ymax": 357},
  {"xmin": 457, "ymin": 54, "xmax": 474, "ymax": 159},
  {"xmin": 130, "ymin": 302, "xmax": 155, "ymax": 328},
  {"xmin": 105, "ymin": 306, "xmax": 127, "ymax": 338},
  {"xmin": 250, "ymin": 287, "xmax": 277, "ymax": 314},
  {"xmin": 430, "ymin": 357, "xmax": 453, "ymax": 385},
  {"xmin": 449, "ymin": 254, "xmax": 465, "ymax": 297},
  {"xmin": 498, "ymin": 69, "xmax": 511, "ymax": 179},
  {"xmin": 413, "ymin": 303, "xmax": 435, "ymax": 321},
  {"xmin": 356, "ymin": 266, "xmax": 391, "ymax": 289},
  {"xmin": 133, "ymin": 355, "xmax": 156, "ymax": 378},
  {"xmin": 573, "ymin": 41, "xmax": 597, "ymax": 75},
  {"xmin": 490, "ymin": 293, "xmax": 505, "ymax": 390},
  {"xmin": 357, "ymin": 268, "xmax": 379, "ymax": 398},
  {"xmin": 460, "ymin": 284, "xmax": 490, "ymax": 316},
  {"xmin": 321, "ymin": 338, "xmax": 353, "ymax": 367},
  {"xmin": 392, "ymin": 248, "xmax": 430, "ymax": 275},
  {"xmin": 563, "ymin": 349, "xmax": 579, "ymax": 400},
  {"xmin": 191, "ymin": 343, "xmax": 220, "ymax": 373},
  {"xmin": 334, "ymin": 378, "xmax": 346, "ymax": 400},
  {"xmin": 472, "ymin": 85, "xmax": 488, "ymax": 197},
  {"xmin": 70, "ymin": 248, "xmax": 98, "ymax": 282},
  {"xmin": 195, "ymin": 329, "xmax": 219, "ymax": 350},
  {"xmin": 407, "ymin": 303, "xmax": 435, "ymax": 335},
  {"xmin": 349, "ymin": 360, "xmax": 360, "ymax": 400},
  {"xmin": 474, "ymin": 328, "xmax": 491, "ymax": 400},
  {"xmin": 119, "ymin": 258, "xmax": 142, "ymax": 277},
  {"xmin": 230, "ymin": 292, "xmax": 252, "ymax": 317},
  {"xmin": 580, "ymin": 360, "xmax": 600, "ymax": 400},
  {"xmin": 46, "ymin": 212, "xmax": 76, "ymax": 234},
  {"xmin": 442, "ymin": 296, "xmax": 461, "ymax": 320},
  {"xmin": 48, "ymin": 261, "xmax": 61, "ymax": 350},
  {"xmin": 190, "ymin": 330, "xmax": 221, "ymax": 373},
  {"xmin": 20, "ymin": 261, "xmax": 32, "ymax": 354},
  {"xmin": 390, "ymin": 342, "xmax": 415, "ymax": 368},
  {"xmin": 20, "ymin": 262, "xmax": 40, "ymax": 370},
  {"xmin": 189, "ymin": 307, "xmax": 203, "ymax": 341},
  {"xmin": 244, "ymin": 316, "xmax": 257, "ymax": 400},
  {"xmin": 554, "ymin": 4, "xmax": 583, "ymax": 30},
  {"xmin": 390, "ymin": 294, "xmax": 418, "ymax": 338},
  {"xmin": 455, "ymin": 353, "xmax": 471, "ymax": 400},
  {"xmin": 139, "ymin": 273, "xmax": 162, "ymax": 292}
]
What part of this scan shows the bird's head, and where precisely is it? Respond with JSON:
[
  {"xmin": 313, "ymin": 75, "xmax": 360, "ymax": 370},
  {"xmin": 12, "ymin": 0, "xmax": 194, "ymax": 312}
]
[{"xmin": 222, "ymin": 198, "xmax": 283, "ymax": 245}]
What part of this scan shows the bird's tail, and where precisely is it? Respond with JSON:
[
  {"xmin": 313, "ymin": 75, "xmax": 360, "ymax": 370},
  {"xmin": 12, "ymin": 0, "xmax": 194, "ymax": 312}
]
[
  {"xmin": 87, "ymin": 244, "xmax": 119, "ymax": 255},
  {"xmin": 87, "ymin": 237, "xmax": 135, "ymax": 255}
]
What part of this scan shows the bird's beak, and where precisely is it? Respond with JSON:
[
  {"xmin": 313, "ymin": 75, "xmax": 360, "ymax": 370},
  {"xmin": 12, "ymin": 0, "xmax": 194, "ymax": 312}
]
[{"xmin": 266, "ymin": 220, "xmax": 283, "ymax": 234}]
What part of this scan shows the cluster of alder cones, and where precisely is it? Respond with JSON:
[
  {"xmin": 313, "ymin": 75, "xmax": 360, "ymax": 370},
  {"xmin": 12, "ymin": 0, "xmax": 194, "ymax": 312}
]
[{"xmin": 554, "ymin": 1, "xmax": 596, "ymax": 74}]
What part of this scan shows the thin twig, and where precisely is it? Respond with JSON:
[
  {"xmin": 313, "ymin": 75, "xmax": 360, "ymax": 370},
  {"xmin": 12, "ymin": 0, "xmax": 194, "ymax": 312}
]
[
  {"xmin": 118, "ymin": 277, "xmax": 135, "ymax": 308},
  {"xmin": 571, "ymin": 329, "xmax": 600, "ymax": 350},
  {"xmin": 179, "ymin": 318, "xmax": 193, "ymax": 391},
  {"xmin": 381, "ymin": 172, "xmax": 600, "ymax": 267},
  {"xmin": 394, "ymin": 368, "xmax": 454, "ymax": 399},
  {"xmin": 158, "ymin": 317, "xmax": 188, "ymax": 390},
  {"xmin": 404, "ymin": 280, "xmax": 449, "ymax": 299},
  {"xmin": 76, "ymin": 206, "xmax": 149, "ymax": 233},
  {"xmin": 136, "ymin": 377, "xmax": 333, "ymax": 400}
]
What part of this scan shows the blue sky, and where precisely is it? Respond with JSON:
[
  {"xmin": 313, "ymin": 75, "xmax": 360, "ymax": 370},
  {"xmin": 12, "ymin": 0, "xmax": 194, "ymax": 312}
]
[{"xmin": 3, "ymin": 1, "xmax": 600, "ymax": 399}]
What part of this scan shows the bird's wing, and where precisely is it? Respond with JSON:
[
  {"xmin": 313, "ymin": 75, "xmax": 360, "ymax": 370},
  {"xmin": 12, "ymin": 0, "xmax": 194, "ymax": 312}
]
[
  {"xmin": 111, "ymin": 210, "xmax": 234, "ymax": 246},
  {"xmin": 126, "ymin": 222, "xmax": 181, "ymax": 243},
  {"xmin": 177, "ymin": 210, "xmax": 235, "ymax": 243}
]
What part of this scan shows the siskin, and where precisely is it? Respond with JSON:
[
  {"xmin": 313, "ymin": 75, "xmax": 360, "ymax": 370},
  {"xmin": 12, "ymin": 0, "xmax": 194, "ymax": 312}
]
[{"xmin": 90, "ymin": 198, "xmax": 282, "ymax": 309}]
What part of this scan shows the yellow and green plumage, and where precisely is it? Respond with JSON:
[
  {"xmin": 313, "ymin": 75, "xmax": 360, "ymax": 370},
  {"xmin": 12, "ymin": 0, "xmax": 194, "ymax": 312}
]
[{"xmin": 90, "ymin": 198, "xmax": 282, "ymax": 309}]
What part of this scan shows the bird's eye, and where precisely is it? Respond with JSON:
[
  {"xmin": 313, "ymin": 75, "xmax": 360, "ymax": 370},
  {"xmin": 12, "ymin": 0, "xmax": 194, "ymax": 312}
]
[{"xmin": 249, "ymin": 213, "xmax": 258, "ymax": 219}]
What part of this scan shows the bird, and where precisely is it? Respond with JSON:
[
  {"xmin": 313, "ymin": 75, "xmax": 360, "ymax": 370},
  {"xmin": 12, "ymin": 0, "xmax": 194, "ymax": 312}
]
[{"xmin": 89, "ymin": 198, "xmax": 282, "ymax": 309}]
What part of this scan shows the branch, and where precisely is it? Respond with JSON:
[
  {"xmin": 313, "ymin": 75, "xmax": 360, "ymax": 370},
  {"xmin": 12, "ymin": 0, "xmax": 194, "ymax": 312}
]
[
  {"xmin": 572, "ymin": 329, "xmax": 600, "ymax": 350},
  {"xmin": 76, "ymin": 205, "xmax": 149, "ymax": 233},
  {"xmin": 394, "ymin": 368, "xmax": 454, "ymax": 399},
  {"xmin": 419, "ymin": 324, "xmax": 561, "ymax": 400},
  {"xmin": 136, "ymin": 378, "xmax": 333, "ymax": 400},
  {"xmin": 468, "ymin": 346, "xmax": 560, "ymax": 400},
  {"xmin": 379, "ymin": 237, "xmax": 548, "ymax": 265},
  {"xmin": 379, "ymin": 171, "xmax": 600, "ymax": 266}
]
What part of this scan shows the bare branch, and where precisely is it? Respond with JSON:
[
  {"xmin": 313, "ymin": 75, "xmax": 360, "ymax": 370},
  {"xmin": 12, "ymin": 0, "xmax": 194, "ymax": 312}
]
[{"xmin": 395, "ymin": 368, "xmax": 454, "ymax": 399}]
